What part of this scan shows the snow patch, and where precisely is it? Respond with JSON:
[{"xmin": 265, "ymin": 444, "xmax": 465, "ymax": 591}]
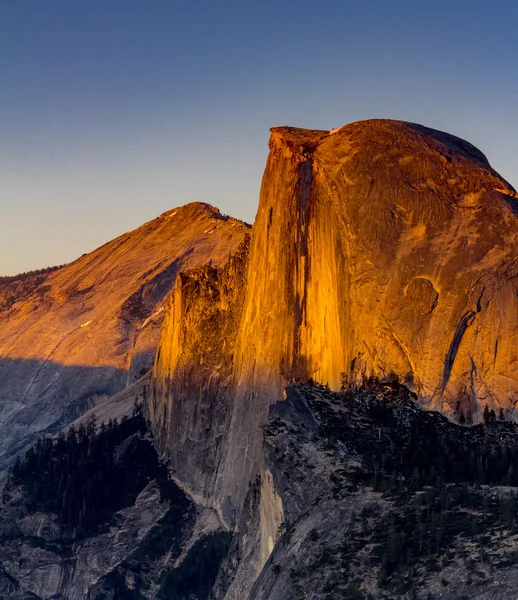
[
  {"xmin": 139, "ymin": 307, "xmax": 165, "ymax": 330},
  {"xmin": 80, "ymin": 321, "xmax": 92, "ymax": 328}
]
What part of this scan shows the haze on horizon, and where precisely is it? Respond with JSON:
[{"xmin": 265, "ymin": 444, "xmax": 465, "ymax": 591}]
[{"xmin": 1, "ymin": 0, "xmax": 517, "ymax": 275}]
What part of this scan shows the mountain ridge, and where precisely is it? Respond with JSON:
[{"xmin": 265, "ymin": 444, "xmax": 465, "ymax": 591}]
[{"xmin": 0, "ymin": 201, "xmax": 250, "ymax": 477}]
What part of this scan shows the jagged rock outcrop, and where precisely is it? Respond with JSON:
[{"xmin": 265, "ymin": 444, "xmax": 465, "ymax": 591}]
[
  {"xmin": 246, "ymin": 382, "xmax": 518, "ymax": 600},
  {"xmin": 149, "ymin": 120, "xmax": 517, "ymax": 594},
  {"xmin": 0, "ymin": 202, "xmax": 249, "ymax": 477},
  {"xmin": 0, "ymin": 481, "xmax": 171, "ymax": 600},
  {"xmin": 0, "ymin": 412, "xmax": 230, "ymax": 600}
]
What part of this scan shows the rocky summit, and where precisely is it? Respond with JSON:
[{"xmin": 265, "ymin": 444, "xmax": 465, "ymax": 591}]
[{"xmin": 0, "ymin": 119, "xmax": 516, "ymax": 599}]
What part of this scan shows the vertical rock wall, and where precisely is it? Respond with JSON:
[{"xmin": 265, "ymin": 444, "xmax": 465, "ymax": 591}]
[{"xmin": 149, "ymin": 239, "xmax": 250, "ymax": 518}]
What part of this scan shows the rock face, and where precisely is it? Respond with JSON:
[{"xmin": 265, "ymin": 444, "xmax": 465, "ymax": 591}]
[
  {"xmin": 238, "ymin": 120, "xmax": 517, "ymax": 415},
  {"xmin": 149, "ymin": 120, "xmax": 517, "ymax": 592},
  {"xmin": 0, "ymin": 481, "xmax": 171, "ymax": 600},
  {"xmin": 150, "ymin": 240, "xmax": 250, "ymax": 514},
  {"xmin": 0, "ymin": 202, "xmax": 249, "ymax": 476}
]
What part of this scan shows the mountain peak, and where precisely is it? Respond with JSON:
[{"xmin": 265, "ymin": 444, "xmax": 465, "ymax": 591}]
[
  {"xmin": 159, "ymin": 201, "xmax": 252, "ymax": 228},
  {"xmin": 0, "ymin": 202, "xmax": 250, "ymax": 477},
  {"xmin": 269, "ymin": 119, "xmax": 510, "ymax": 181}
]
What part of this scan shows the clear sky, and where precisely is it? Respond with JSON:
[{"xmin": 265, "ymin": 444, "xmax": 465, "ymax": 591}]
[{"xmin": 1, "ymin": 0, "xmax": 517, "ymax": 275}]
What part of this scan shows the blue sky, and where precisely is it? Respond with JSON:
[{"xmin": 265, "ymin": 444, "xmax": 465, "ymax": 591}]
[{"xmin": 1, "ymin": 0, "xmax": 517, "ymax": 274}]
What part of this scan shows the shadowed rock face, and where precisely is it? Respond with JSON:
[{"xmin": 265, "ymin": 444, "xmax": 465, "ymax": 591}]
[
  {"xmin": 149, "ymin": 120, "xmax": 517, "ymax": 592},
  {"xmin": 0, "ymin": 202, "xmax": 250, "ymax": 475}
]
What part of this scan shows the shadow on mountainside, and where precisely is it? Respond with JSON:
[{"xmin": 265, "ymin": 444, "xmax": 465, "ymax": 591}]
[{"xmin": 0, "ymin": 357, "xmax": 129, "ymax": 478}]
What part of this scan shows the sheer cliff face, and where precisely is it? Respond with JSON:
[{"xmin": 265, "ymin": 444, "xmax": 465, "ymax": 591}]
[
  {"xmin": 150, "ymin": 239, "xmax": 250, "ymax": 508},
  {"xmin": 150, "ymin": 120, "xmax": 517, "ymax": 531},
  {"xmin": 234, "ymin": 120, "xmax": 517, "ymax": 413},
  {"xmin": 0, "ymin": 202, "xmax": 249, "ymax": 475}
]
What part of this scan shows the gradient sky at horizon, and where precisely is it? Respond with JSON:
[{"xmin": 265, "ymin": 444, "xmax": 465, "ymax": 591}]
[{"xmin": 1, "ymin": 0, "xmax": 517, "ymax": 275}]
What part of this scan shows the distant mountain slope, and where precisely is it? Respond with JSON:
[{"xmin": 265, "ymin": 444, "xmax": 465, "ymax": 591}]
[{"xmin": 0, "ymin": 202, "xmax": 250, "ymax": 476}]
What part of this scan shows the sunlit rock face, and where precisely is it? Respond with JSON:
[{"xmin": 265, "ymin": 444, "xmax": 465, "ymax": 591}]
[
  {"xmin": 150, "ymin": 238, "xmax": 250, "ymax": 512},
  {"xmin": 236, "ymin": 120, "xmax": 517, "ymax": 415},
  {"xmin": 0, "ymin": 202, "xmax": 249, "ymax": 475},
  {"xmin": 149, "ymin": 121, "xmax": 517, "ymax": 572}
]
